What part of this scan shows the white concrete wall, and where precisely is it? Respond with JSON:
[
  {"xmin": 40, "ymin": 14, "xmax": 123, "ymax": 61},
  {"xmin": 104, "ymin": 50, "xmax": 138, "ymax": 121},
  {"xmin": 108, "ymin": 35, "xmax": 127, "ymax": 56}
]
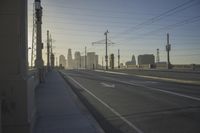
[
  {"xmin": 0, "ymin": 0, "xmax": 37, "ymax": 133},
  {"xmin": 0, "ymin": 100, "xmax": 1, "ymax": 133}
]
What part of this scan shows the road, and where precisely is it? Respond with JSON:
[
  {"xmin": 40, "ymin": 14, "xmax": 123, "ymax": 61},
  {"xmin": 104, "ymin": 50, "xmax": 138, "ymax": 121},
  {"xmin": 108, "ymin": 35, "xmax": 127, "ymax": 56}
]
[{"xmin": 61, "ymin": 70, "xmax": 200, "ymax": 133}]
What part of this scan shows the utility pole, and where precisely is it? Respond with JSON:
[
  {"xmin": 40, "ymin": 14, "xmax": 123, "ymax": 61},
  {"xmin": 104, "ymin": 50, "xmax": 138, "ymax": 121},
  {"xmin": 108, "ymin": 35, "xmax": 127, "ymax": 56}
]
[
  {"xmin": 50, "ymin": 34, "xmax": 52, "ymax": 58},
  {"xmin": 118, "ymin": 49, "xmax": 120, "ymax": 69},
  {"xmin": 166, "ymin": 33, "xmax": 171, "ymax": 69},
  {"xmin": 92, "ymin": 30, "xmax": 114, "ymax": 70},
  {"xmin": 47, "ymin": 30, "xmax": 50, "ymax": 70},
  {"xmin": 104, "ymin": 30, "xmax": 109, "ymax": 70},
  {"xmin": 79, "ymin": 56, "xmax": 81, "ymax": 69},
  {"xmin": 156, "ymin": 48, "xmax": 160, "ymax": 63},
  {"xmin": 50, "ymin": 34, "xmax": 55, "ymax": 68},
  {"xmin": 49, "ymin": 34, "xmax": 52, "ymax": 67},
  {"xmin": 85, "ymin": 46, "xmax": 87, "ymax": 69},
  {"xmin": 34, "ymin": 0, "xmax": 44, "ymax": 82}
]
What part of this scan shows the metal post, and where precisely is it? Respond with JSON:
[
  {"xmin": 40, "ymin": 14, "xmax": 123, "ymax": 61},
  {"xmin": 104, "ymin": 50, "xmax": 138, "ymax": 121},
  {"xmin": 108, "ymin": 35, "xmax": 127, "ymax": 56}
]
[
  {"xmin": 35, "ymin": 0, "xmax": 44, "ymax": 82},
  {"xmin": 156, "ymin": 48, "xmax": 160, "ymax": 63},
  {"xmin": 47, "ymin": 30, "xmax": 50, "ymax": 70},
  {"xmin": 85, "ymin": 46, "xmax": 87, "ymax": 69},
  {"xmin": 118, "ymin": 49, "xmax": 120, "ymax": 69},
  {"xmin": 105, "ymin": 30, "xmax": 109, "ymax": 70},
  {"xmin": 35, "ymin": 0, "xmax": 44, "ymax": 68},
  {"xmin": 166, "ymin": 33, "xmax": 171, "ymax": 69}
]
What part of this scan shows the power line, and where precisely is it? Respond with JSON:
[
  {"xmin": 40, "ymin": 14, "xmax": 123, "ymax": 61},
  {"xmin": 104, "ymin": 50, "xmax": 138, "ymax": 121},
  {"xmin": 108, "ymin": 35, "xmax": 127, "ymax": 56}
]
[
  {"xmin": 114, "ymin": 15, "xmax": 200, "ymax": 42},
  {"xmin": 28, "ymin": 2, "xmax": 162, "ymax": 16},
  {"xmin": 142, "ymin": 15, "xmax": 200, "ymax": 36},
  {"xmin": 28, "ymin": 7, "xmax": 197, "ymax": 21},
  {"xmin": 112, "ymin": 0, "xmax": 199, "ymax": 38}
]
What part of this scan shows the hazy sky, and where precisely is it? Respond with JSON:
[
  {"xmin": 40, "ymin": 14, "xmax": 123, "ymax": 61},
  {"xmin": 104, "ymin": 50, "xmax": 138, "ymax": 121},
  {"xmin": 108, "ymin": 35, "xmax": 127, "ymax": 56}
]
[{"xmin": 28, "ymin": 0, "xmax": 200, "ymax": 65}]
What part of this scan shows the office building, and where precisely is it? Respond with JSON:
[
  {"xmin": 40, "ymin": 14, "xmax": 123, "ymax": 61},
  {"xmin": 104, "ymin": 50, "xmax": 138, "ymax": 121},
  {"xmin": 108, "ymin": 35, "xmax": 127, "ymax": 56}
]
[
  {"xmin": 74, "ymin": 51, "xmax": 81, "ymax": 69},
  {"xmin": 138, "ymin": 54, "xmax": 155, "ymax": 65},
  {"xmin": 87, "ymin": 52, "xmax": 98, "ymax": 69},
  {"xmin": 67, "ymin": 49, "xmax": 73, "ymax": 69},
  {"xmin": 126, "ymin": 55, "xmax": 136, "ymax": 68},
  {"xmin": 59, "ymin": 55, "xmax": 66, "ymax": 68}
]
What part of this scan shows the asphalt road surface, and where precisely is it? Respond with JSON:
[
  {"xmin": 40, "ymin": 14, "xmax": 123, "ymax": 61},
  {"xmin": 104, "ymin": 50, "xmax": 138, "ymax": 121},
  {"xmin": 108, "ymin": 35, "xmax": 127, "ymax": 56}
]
[{"xmin": 61, "ymin": 70, "xmax": 200, "ymax": 133}]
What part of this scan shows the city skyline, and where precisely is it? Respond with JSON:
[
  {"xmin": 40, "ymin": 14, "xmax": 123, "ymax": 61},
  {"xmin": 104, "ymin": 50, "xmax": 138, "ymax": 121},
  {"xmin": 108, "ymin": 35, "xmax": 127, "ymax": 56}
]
[{"xmin": 28, "ymin": 0, "xmax": 200, "ymax": 65}]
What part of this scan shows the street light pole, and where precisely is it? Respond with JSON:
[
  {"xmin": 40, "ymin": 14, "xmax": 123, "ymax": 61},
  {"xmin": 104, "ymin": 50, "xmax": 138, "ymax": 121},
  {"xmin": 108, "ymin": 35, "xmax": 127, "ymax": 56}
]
[
  {"xmin": 35, "ymin": 0, "xmax": 44, "ymax": 68},
  {"xmin": 35, "ymin": 0, "xmax": 44, "ymax": 82},
  {"xmin": 85, "ymin": 46, "xmax": 87, "ymax": 69},
  {"xmin": 47, "ymin": 30, "xmax": 50, "ymax": 70}
]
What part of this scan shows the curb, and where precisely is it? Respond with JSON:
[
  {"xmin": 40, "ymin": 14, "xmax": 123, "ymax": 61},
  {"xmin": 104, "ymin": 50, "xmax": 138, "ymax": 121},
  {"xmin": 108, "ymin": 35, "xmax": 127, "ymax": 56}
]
[{"xmin": 59, "ymin": 71, "xmax": 122, "ymax": 133}]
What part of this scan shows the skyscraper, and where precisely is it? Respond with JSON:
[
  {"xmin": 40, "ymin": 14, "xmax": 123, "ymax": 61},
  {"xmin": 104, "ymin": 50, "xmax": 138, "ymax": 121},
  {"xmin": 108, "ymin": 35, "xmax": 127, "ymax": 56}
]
[
  {"xmin": 87, "ymin": 52, "xmax": 99, "ymax": 69},
  {"xmin": 74, "ymin": 51, "xmax": 81, "ymax": 69},
  {"xmin": 125, "ymin": 54, "xmax": 136, "ymax": 68},
  {"xmin": 59, "ymin": 55, "xmax": 66, "ymax": 68},
  {"xmin": 67, "ymin": 49, "xmax": 73, "ymax": 69}
]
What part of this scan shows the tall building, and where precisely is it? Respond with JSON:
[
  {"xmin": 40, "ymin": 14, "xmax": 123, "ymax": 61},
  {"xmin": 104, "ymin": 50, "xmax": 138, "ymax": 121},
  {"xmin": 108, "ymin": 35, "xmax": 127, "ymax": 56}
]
[
  {"xmin": 74, "ymin": 51, "xmax": 81, "ymax": 69},
  {"xmin": 87, "ymin": 52, "xmax": 98, "ymax": 69},
  {"xmin": 59, "ymin": 55, "xmax": 66, "ymax": 68},
  {"xmin": 138, "ymin": 54, "xmax": 155, "ymax": 65},
  {"xmin": 87, "ymin": 52, "xmax": 95, "ymax": 69},
  {"xmin": 125, "ymin": 54, "xmax": 136, "ymax": 68},
  {"xmin": 95, "ymin": 55, "xmax": 99, "ymax": 69},
  {"xmin": 67, "ymin": 49, "xmax": 73, "ymax": 69},
  {"xmin": 51, "ymin": 53, "xmax": 55, "ymax": 68},
  {"xmin": 81, "ymin": 56, "xmax": 86, "ymax": 69}
]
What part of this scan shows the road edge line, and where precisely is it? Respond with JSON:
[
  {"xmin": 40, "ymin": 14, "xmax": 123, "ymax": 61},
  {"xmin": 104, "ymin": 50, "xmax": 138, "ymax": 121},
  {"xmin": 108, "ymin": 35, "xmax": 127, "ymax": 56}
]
[{"xmin": 67, "ymin": 75, "xmax": 144, "ymax": 133}]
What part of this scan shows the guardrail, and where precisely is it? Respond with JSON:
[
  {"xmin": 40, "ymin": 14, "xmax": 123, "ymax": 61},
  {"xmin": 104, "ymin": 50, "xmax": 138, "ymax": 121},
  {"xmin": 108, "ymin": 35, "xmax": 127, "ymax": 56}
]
[{"xmin": 125, "ymin": 64, "xmax": 200, "ymax": 71}]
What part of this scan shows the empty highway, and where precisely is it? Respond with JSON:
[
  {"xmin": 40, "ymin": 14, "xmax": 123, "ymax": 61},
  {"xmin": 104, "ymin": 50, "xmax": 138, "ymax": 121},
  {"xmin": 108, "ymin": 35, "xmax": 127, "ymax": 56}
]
[{"xmin": 61, "ymin": 70, "xmax": 200, "ymax": 133}]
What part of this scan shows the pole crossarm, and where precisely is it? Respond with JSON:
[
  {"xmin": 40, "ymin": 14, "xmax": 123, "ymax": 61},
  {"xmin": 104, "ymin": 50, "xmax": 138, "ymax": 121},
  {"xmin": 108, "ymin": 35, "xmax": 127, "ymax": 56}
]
[
  {"xmin": 91, "ymin": 30, "xmax": 116, "ymax": 70},
  {"xmin": 92, "ymin": 39, "xmax": 115, "ymax": 45}
]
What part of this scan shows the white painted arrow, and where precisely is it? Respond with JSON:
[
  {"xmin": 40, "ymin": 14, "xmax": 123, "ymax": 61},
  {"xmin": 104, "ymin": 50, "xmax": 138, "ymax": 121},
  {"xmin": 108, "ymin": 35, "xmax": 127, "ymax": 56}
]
[{"xmin": 101, "ymin": 82, "xmax": 115, "ymax": 88}]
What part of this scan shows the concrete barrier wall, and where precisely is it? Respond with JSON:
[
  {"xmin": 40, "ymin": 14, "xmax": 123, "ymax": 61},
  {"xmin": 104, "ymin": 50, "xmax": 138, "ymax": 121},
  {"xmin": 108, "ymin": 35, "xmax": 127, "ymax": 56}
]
[{"xmin": 176, "ymin": 64, "xmax": 200, "ymax": 71}]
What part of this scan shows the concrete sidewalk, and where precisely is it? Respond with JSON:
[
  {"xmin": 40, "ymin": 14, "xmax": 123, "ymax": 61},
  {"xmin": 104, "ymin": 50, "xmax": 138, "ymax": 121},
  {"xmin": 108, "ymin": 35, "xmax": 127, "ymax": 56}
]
[{"xmin": 33, "ymin": 71, "xmax": 104, "ymax": 133}]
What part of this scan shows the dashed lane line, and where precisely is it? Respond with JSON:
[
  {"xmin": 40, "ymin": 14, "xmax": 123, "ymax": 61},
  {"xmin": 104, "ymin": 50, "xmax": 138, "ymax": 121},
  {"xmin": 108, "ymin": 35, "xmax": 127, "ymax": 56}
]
[{"xmin": 119, "ymin": 80, "xmax": 200, "ymax": 102}]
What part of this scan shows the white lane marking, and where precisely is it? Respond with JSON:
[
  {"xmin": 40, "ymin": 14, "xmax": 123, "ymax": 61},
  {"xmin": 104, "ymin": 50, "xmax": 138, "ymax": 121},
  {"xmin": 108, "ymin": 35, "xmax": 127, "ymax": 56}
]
[
  {"xmin": 95, "ymin": 70, "xmax": 200, "ymax": 85},
  {"xmin": 101, "ymin": 82, "xmax": 115, "ymax": 88},
  {"xmin": 95, "ymin": 70, "xmax": 129, "ymax": 75},
  {"xmin": 135, "ymin": 75, "xmax": 200, "ymax": 85},
  {"xmin": 68, "ymin": 76, "xmax": 143, "ymax": 133},
  {"xmin": 63, "ymin": 71, "xmax": 200, "ymax": 102},
  {"xmin": 120, "ymin": 81, "xmax": 200, "ymax": 102},
  {"xmin": 130, "ymin": 80, "xmax": 158, "ymax": 84}
]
